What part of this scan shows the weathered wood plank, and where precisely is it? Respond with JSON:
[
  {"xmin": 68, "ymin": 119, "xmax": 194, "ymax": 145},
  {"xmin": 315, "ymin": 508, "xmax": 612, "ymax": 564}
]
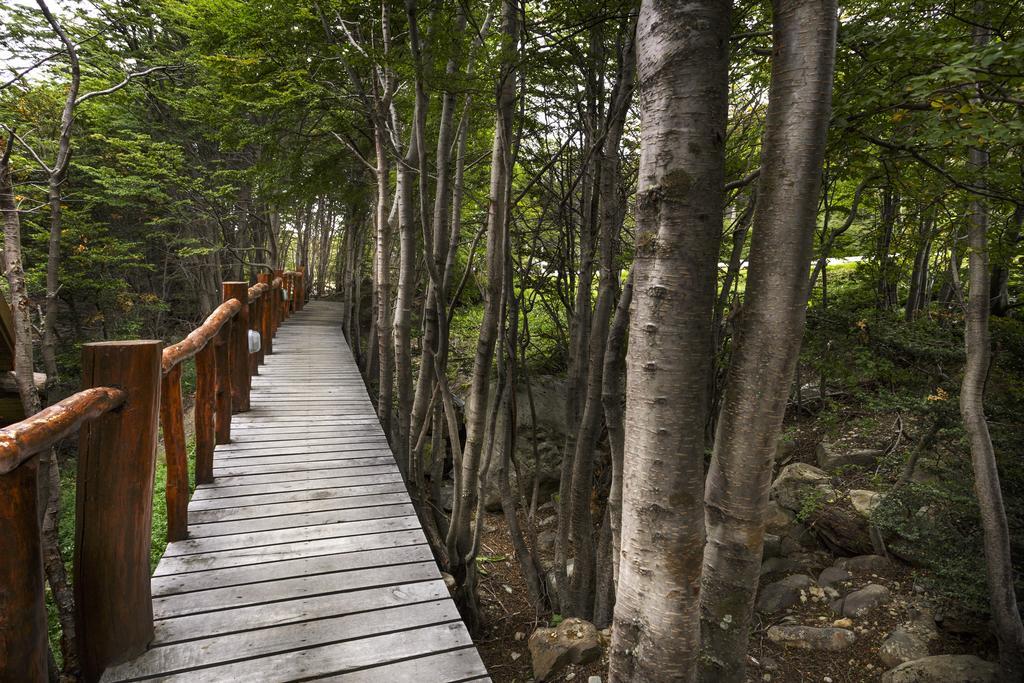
[
  {"xmin": 152, "ymin": 544, "xmax": 435, "ymax": 596},
  {"xmin": 153, "ymin": 529, "xmax": 430, "ymax": 576},
  {"xmin": 321, "ymin": 649, "xmax": 490, "ymax": 682},
  {"xmin": 190, "ymin": 471, "xmax": 404, "ymax": 500},
  {"xmin": 153, "ymin": 561, "xmax": 442, "ymax": 619},
  {"xmin": 149, "ymin": 580, "xmax": 450, "ymax": 648},
  {"xmin": 187, "ymin": 502, "xmax": 416, "ymax": 538},
  {"xmin": 187, "ymin": 490, "xmax": 410, "ymax": 524},
  {"xmin": 104, "ymin": 600, "xmax": 461, "ymax": 680},
  {"xmin": 162, "ymin": 515, "xmax": 422, "ymax": 556},
  {"xmin": 133, "ymin": 623, "xmax": 478, "ymax": 682}
]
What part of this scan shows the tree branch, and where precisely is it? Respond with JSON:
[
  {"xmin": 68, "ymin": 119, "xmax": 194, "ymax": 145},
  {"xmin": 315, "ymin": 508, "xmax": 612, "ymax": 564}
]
[{"xmin": 75, "ymin": 65, "xmax": 173, "ymax": 105}]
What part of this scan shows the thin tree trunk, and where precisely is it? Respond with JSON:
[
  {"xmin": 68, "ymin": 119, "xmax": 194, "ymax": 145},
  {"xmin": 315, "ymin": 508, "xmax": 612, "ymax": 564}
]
[
  {"xmin": 444, "ymin": 0, "xmax": 519, "ymax": 631},
  {"xmin": 2, "ymin": 137, "xmax": 79, "ymax": 678},
  {"xmin": 374, "ymin": 125, "xmax": 393, "ymax": 434},
  {"xmin": 699, "ymin": 1, "xmax": 837, "ymax": 679},
  {"xmin": 959, "ymin": 6, "xmax": 1024, "ymax": 677},
  {"xmin": 603, "ymin": 274, "xmax": 632, "ymax": 588},
  {"xmin": 393, "ymin": 132, "xmax": 416, "ymax": 476},
  {"xmin": 609, "ymin": 1, "xmax": 730, "ymax": 679},
  {"xmin": 567, "ymin": 19, "xmax": 637, "ymax": 619}
]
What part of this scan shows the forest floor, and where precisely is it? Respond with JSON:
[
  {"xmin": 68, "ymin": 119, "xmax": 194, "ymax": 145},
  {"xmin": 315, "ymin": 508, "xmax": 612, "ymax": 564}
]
[
  {"xmin": 475, "ymin": 512, "xmax": 606, "ymax": 683},
  {"xmin": 469, "ymin": 374, "xmax": 1008, "ymax": 683}
]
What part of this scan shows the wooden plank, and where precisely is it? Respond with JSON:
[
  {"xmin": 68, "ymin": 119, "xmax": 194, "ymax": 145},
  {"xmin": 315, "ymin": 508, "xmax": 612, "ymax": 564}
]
[
  {"xmin": 187, "ymin": 502, "xmax": 416, "ymax": 538},
  {"xmin": 190, "ymin": 471, "xmax": 404, "ymax": 501},
  {"xmin": 322, "ymin": 649, "xmax": 490, "ymax": 682},
  {"xmin": 212, "ymin": 455, "xmax": 396, "ymax": 475},
  {"xmin": 213, "ymin": 442, "xmax": 395, "ymax": 460},
  {"xmin": 199, "ymin": 463, "xmax": 398, "ymax": 488},
  {"xmin": 153, "ymin": 561, "xmax": 442, "ymax": 619},
  {"xmin": 104, "ymin": 600, "xmax": 461, "ymax": 680},
  {"xmin": 152, "ymin": 544, "xmax": 435, "ymax": 596},
  {"xmin": 162, "ymin": 515, "xmax": 422, "ymax": 556},
  {"xmin": 132, "ymin": 622, "xmax": 477, "ymax": 682},
  {"xmin": 212, "ymin": 450, "xmax": 396, "ymax": 469},
  {"xmin": 188, "ymin": 490, "xmax": 411, "ymax": 525},
  {"xmin": 148, "ymin": 580, "xmax": 449, "ymax": 647},
  {"xmin": 185, "ymin": 481, "xmax": 409, "ymax": 512},
  {"xmin": 214, "ymin": 435, "xmax": 390, "ymax": 454},
  {"xmin": 153, "ymin": 529, "xmax": 430, "ymax": 576}
]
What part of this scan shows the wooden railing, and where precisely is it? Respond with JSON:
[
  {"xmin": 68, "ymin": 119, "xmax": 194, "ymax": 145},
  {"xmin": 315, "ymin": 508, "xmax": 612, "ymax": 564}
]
[{"xmin": 0, "ymin": 267, "xmax": 306, "ymax": 682}]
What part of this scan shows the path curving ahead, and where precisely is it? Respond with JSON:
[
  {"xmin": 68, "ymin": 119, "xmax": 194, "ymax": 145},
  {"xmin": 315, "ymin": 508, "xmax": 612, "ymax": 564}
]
[{"xmin": 102, "ymin": 301, "xmax": 489, "ymax": 682}]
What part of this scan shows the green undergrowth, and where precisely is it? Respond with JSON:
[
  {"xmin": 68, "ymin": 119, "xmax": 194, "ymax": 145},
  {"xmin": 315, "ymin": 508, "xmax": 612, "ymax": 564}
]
[{"xmin": 794, "ymin": 275, "xmax": 1024, "ymax": 620}]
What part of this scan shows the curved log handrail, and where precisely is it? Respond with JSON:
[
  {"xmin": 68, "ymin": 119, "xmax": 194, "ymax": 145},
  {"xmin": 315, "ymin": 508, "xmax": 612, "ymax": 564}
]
[
  {"xmin": 161, "ymin": 299, "xmax": 242, "ymax": 375},
  {"xmin": 0, "ymin": 387, "xmax": 127, "ymax": 475},
  {"xmin": 247, "ymin": 282, "xmax": 269, "ymax": 304},
  {"xmin": 271, "ymin": 276, "xmax": 283, "ymax": 289}
]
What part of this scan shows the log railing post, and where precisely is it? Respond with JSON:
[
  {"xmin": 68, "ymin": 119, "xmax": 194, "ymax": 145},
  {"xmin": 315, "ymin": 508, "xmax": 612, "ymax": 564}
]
[
  {"xmin": 222, "ymin": 282, "xmax": 250, "ymax": 413},
  {"xmin": 289, "ymin": 273, "xmax": 297, "ymax": 314},
  {"xmin": 249, "ymin": 293, "xmax": 260, "ymax": 377},
  {"xmin": 258, "ymin": 273, "xmax": 273, "ymax": 357},
  {"xmin": 214, "ymin": 323, "xmax": 232, "ymax": 445},
  {"xmin": 195, "ymin": 339, "xmax": 216, "ymax": 482},
  {"xmin": 161, "ymin": 363, "xmax": 188, "ymax": 542},
  {"xmin": 0, "ymin": 458, "xmax": 48, "ymax": 681},
  {"xmin": 274, "ymin": 268, "xmax": 285, "ymax": 326},
  {"xmin": 75, "ymin": 340, "xmax": 161, "ymax": 682}
]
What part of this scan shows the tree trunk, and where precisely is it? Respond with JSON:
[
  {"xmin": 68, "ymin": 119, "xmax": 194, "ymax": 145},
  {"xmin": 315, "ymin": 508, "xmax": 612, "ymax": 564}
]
[
  {"xmin": 699, "ymin": 3, "xmax": 836, "ymax": 679},
  {"xmin": 444, "ymin": 0, "xmax": 519, "ymax": 631},
  {"xmin": 959, "ymin": 6, "xmax": 1024, "ymax": 678},
  {"xmin": 2, "ymin": 138, "xmax": 79, "ymax": 677},
  {"xmin": 567, "ymin": 19, "xmax": 637, "ymax": 619},
  {"xmin": 905, "ymin": 211, "xmax": 933, "ymax": 321},
  {"xmin": 374, "ymin": 125, "xmax": 393, "ymax": 435},
  {"xmin": 609, "ymin": 1, "xmax": 730, "ymax": 679}
]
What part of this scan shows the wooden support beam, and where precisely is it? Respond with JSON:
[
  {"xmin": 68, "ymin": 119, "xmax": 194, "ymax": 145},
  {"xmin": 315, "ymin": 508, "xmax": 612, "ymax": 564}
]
[
  {"xmin": 161, "ymin": 363, "xmax": 188, "ymax": 542},
  {"xmin": 214, "ymin": 324, "xmax": 232, "ymax": 445},
  {"xmin": 0, "ymin": 458, "xmax": 48, "ymax": 681},
  {"xmin": 75, "ymin": 340, "xmax": 161, "ymax": 682},
  {"xmin": 195, "ymin": 339, "xmax": 216, "ymax": 483},
  {"xmin": 222, "ymin": 282, "xmax": 250, "ymax": 413},
  {"xmin": 258, "ymin": 273, "xmax": 273, "ymax": 358}
]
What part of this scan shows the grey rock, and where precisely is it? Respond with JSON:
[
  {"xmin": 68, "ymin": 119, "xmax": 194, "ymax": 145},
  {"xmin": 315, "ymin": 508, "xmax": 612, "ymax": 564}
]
[
  {"xmin": 880, "ymin": 655, "xmax": 999, "ymax": 683},
  {"xmin": 832, "ymin": 583, "xmax": 891, "ymax": 617},
  {"xmin": 528, "ymin": 617, "xmax": 602, "ymax": 681},
  {"xmin": 850, "ymin": 489, "xmax": 883, "ymax": 517},
  {"xmin": 766, "ymin": 625, "xmax": 856, "ymax": 651},
  {"xmin": 760, "ymin": 557, "xmax": 802, "ymax": 577},
  {"xmin": 764, "ymin": 500, "xmax": 797, "ymax": 536},
  {"xmin": 756, "ymin": 574, "xmax": 815, "ymax": 613},
  {"xmin": 817, "ymin": 566, "xmax": 853, "ymax": 589},
  {"xmin": 771, "ymin": 462, "xmax": 834, "ymax": 512},
  {"xmin": 879, "ymin": 629, "xmax": 930, "ymax": 668},
  {"xmin": 762, "ymin": 533, "xmax": 782, "ymax": 559},
  {"xmin": 835, "ymin": 554, "xmax": 892, "ymax": 575},
  {"xmin": 816, "ymin": 442, "xmax": 884, "ymax": 472}
]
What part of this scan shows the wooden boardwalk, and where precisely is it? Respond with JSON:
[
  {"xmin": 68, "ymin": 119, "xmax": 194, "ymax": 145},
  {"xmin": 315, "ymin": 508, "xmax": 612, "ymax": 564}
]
[{"xmin": 103, "ymin": 301, "xmax": 489, "ymax": 682}]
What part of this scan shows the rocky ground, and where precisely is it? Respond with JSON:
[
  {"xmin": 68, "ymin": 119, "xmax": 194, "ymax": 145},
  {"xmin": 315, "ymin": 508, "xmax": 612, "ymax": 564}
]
[{"xmin": 462, "ymin": 430, "xmax": 1002, "ymax": 683}]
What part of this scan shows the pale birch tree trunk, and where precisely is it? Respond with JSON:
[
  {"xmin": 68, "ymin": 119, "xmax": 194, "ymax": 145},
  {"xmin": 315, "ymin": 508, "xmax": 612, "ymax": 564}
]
[
  {"xmin": 698, "ymin": 1, "xmax": 837, "ymax": 679},
  {"xmin": 445, "ymin": 0, "xmax": 519, "ymax": 629},
  {"xmin": 609, "ymin": 1, "xmax": 730, "ymax": 679}
]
